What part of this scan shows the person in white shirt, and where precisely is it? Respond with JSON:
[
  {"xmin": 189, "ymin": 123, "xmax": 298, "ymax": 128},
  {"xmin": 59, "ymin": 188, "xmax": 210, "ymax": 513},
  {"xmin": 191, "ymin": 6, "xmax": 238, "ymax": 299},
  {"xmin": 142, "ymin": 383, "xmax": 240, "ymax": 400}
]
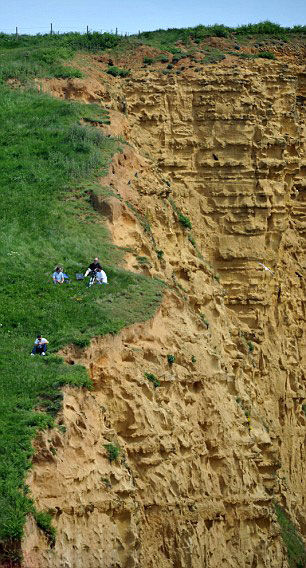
[
  {"xmin": 52, "ymin": 266, "xmax": 64, "ymax": 284},
  {"xmin": 31, "ymin": 335, "xmax": 49, "ymax": 356},
  {"xmin": 96, "ymin": 269, "xmax": 108, "ymax": 284}
]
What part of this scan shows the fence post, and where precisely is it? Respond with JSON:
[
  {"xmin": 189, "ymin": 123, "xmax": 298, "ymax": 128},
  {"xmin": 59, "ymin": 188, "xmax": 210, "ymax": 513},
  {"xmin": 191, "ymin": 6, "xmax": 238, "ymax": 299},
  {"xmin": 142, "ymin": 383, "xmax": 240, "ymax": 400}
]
[
  {"xmin": 50, "ymin": 22, "xmax": 53, "ymax": 35},
  {"xmin": 16, "ymin": 26, "xmax": 18, "ymax": 39}
]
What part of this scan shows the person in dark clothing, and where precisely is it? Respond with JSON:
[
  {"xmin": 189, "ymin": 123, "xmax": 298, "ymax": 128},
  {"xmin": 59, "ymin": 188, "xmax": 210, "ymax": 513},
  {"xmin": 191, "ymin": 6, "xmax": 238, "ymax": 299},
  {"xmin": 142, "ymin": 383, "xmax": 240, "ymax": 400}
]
[
  {"xmin": 31, "ymin": 334, "xmax": 49, "ymax": 356},
  {"xmin": 84, "ymin": 257, "xmax": 102, "ymax": 277}
]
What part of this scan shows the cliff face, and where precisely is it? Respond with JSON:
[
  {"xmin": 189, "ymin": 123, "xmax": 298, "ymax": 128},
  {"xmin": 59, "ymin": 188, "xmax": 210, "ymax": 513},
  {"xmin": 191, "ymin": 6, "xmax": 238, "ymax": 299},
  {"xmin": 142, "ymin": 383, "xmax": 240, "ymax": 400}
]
[{"xmin": 22, "ymin": 60, "xmax": 305, "ymax": 567}]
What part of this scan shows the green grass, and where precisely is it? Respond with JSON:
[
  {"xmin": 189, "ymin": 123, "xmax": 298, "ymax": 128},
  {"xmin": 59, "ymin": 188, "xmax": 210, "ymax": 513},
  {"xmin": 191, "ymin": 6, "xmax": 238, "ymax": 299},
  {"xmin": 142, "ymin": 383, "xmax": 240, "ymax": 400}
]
[
  {"xmin": 0, "ymin": 46, "xmax": 84, "ymax": 84},
  {"xmin": 275, "ymin": 504, "xmax": 306, "ymax": 568},
  {"xmin": 0, "ymin": 83, "xmax": 163, "ymax": 558}
]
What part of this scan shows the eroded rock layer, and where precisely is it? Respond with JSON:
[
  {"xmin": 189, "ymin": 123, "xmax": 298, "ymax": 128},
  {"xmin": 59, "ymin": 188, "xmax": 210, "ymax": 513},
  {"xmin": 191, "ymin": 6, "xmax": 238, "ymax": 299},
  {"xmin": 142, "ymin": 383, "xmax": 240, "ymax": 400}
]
[{"xmin": 23, "ymin": 60, "xmax": 305, "ymax": 567}]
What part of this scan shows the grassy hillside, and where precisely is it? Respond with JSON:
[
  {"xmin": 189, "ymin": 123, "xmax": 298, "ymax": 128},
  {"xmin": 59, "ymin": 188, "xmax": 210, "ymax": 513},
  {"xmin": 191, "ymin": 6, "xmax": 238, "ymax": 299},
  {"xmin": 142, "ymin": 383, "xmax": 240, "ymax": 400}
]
[{"xmin": 0, "ymin": 50, "xmax": 163, "ymax": 562}]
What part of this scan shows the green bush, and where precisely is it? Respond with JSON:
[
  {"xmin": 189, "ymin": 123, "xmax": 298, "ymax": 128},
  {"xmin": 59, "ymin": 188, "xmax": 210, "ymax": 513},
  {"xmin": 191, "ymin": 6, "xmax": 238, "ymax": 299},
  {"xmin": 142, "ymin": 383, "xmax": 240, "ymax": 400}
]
[
  {"xmin": 156, "ymin": 250, "xmax": 164, "ymax": 260},
  {"xmin": 143, "ymin": 56, "xmax": 153, "ymax": 64},
  {"xmin": 248, "ymin": 341, "xmax": 254, "ymax": 353},
  {"xmin": 178, "ymin": 212, "xmax": 192, "ymax": 229},
  {"xmin": 167, "ymin": 354, "xmax": 175, "ymax": 365},
  {"xmin": 167, "ymin": 63, "xmax": 173, "ymax": 69},
  {"xmin": 257, "ymin": 51, "xmax": 276, "ymax": 59},
  {"xmin": 107, "ymin": 66, "xmax": 130, "ymax": 77},
  {"xmin": 172, "ymin": 53, "xmax": 187, "ymax": 63},
  {"xmin": 104, "ymin": 443, "xmax": 120, "ymax": 462},
  {"xmin": 201, "ymin": 53, "xmax": 225, "ymax": 64},
  {"xmin": 144, "ymin": 372, "xmax": 160, "ymax": 388}
]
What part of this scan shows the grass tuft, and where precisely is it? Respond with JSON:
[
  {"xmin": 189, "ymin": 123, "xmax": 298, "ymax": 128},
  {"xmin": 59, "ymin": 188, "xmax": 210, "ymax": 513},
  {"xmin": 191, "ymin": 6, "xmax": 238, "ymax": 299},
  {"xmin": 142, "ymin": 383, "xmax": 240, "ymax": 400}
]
[{"xmin": 275, "ymin": 504, "xmax": 306, "ymax": 568}]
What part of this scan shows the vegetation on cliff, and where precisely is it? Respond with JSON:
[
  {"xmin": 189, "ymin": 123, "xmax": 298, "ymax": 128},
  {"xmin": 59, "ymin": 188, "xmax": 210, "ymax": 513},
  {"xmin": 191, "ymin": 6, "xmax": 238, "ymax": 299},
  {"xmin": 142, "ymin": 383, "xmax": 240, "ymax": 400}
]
[{"xmin": 275, "ymin": 504, "xmax": 306, "ymax": 568}]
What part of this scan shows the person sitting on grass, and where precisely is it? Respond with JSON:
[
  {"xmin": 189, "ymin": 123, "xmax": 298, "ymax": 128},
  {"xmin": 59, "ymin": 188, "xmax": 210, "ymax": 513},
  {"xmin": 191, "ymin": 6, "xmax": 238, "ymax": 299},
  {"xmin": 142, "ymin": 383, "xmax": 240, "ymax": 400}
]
[
  {"xmin": 52, "ymin": 266, "xmax": 64, "ymax": 284},
  {"xmin": 84, "ymin": 257, "xmax": 102, "ymax": 277},
  {"xmin": 95, "ymin": 268, "xmax": 108, "ymax": 285},
  {"xmin": 31, "ymin": 335, "xmax": 49, "ymax": 356}
]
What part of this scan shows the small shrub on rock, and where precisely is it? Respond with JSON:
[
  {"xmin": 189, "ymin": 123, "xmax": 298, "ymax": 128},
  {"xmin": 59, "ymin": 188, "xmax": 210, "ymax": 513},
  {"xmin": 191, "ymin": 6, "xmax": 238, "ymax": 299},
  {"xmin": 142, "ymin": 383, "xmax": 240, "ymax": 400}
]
[
  {"xmin": 145, "ymin": 372, "xmax": 160, "ymax": 388},
  {"xmin": 248, "ymin": 341, "xmax": 254, "ymax": 353},
  {"xmin": 104, "ymin": 443, "xmax": 120, "ymax": 462},
  {"xmin": 167, "ymin": 354, "xmax": 175, "ymax": 366},
  {"xmin": 178, "ymin": 212, "xmax": 192, "ymax": 229}
]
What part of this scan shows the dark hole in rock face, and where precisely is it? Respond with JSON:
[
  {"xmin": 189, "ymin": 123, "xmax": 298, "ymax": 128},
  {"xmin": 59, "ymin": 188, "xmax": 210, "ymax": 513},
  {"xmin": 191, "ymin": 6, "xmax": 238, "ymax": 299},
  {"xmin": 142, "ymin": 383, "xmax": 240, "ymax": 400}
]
[{"xmin": 68, "ymin": 360, "xmax": 75, "ymax": 365}]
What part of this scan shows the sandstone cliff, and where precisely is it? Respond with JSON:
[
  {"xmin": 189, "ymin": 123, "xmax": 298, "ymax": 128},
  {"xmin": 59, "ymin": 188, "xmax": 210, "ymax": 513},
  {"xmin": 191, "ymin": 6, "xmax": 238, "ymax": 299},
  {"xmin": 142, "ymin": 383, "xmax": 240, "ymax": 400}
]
[{"xmin": 22, "ymin": 57, "xmax": 305, "ymax": 567}]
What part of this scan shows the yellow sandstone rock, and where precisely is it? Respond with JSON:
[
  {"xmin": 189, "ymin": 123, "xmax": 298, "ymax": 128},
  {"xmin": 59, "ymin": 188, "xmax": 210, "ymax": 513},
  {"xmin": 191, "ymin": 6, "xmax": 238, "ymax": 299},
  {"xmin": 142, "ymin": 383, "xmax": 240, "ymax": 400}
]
[{"xmin": 23, "ymin": 58, "xmax": 305, "ymax": 567}]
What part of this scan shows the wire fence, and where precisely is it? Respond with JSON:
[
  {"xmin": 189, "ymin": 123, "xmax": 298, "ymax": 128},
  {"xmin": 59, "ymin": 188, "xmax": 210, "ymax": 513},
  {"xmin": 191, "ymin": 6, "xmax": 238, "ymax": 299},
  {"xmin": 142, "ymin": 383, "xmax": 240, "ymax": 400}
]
[{"xmin": 0, "ymin": 25, "xmax": 139, "ymax": 37}]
